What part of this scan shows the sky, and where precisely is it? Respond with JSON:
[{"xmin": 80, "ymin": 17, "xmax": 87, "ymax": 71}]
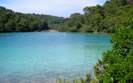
[{"xmin": 0, "ymin": 0, "xmax": 106, "ymax": 17}]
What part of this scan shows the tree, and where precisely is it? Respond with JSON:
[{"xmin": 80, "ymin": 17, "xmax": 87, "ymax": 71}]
[
  {"xmin": 0, "ymin": 6, "xmax": 65, "ymax": 32},
  {"xmin": 57, "ymin": 0, "xmax": 133, "ymax": 33},
  {"xmin": 95, "ymin": 21, "xmax": 133, "ymax": 82}
]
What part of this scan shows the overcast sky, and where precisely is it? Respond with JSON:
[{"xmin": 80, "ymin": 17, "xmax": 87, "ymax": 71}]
[{"xmin": 0, "ymin": 0, "xmax": 106, "ymax": 17}]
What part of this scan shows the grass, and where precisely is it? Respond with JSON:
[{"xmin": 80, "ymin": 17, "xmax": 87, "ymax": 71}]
[{"xmin": 56, "ymin": 73, "xmax": 99, "ymax": 83}]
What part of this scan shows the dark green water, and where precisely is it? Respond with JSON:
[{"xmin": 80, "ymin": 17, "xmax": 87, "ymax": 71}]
[{"xmin": 0, "ymin": 32, "xmax": 111, "ymax": 83}]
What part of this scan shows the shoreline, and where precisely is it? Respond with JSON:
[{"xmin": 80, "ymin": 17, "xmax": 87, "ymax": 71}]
[
  {"xmin": 85, "ymin": 31, "xmax": 111, "ymax": 35},
  {"xmin": 0, "ymin": 30, "xmax": 111, "ymax": 35},
  {"xmin": 41, "ymin": 29, "xmax": 111, "ymax": 34},
  {"xmin": 41, "ymin": 30, "xmax": 58, "ymax": 32}
]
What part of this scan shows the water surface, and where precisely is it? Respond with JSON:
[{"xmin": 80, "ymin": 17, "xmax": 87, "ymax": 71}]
[{"xmin": 0, "ymin": 32, "xmax": 111, "ymax": 83}]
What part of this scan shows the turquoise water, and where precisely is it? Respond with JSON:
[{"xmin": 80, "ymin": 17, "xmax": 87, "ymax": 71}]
[{"xmin": 0, "ymin": 32, "xmax": 111, "ymax": 83}]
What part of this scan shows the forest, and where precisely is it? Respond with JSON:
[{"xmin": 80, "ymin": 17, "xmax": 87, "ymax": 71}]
[
  {"xmin": 1, "ymin": 0, "xmax": 133, "ymax": 33},
  {"xmin": 57, "ymin": 0, "xmax": 133, "ymax": 33},
  {"xmin": 0, "ymin": 6, "xmax": 65, "ymax": 32}
]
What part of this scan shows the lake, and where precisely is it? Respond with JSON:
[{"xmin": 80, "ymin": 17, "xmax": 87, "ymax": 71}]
[{"xmin": 0, "ymin": 32, "xmax": 111, "ymax": 83}]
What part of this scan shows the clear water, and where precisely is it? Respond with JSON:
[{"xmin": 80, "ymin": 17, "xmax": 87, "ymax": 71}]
[{"xmin": 0, "ymin": 32, "xmax": 111, "ymax": 83}]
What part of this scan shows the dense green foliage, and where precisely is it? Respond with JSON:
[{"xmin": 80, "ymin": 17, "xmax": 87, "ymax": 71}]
[
  {"xmin": 1, "ymin": 0, "xmax": 133, "ymax": 33},
  {"xmin": 0, "ymin": 6, "xmax": 65, "ymax": 32},
  {"xmin": 94, "ymin": 20, "xmax": 133, "ymax": 83},
  {"xmin": 57, "ymin": 0, "xmax": 133, "ymax": 33}
]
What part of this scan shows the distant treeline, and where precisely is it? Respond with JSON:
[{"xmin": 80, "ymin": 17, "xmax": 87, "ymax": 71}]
[
  {"xmin": 57, "ymin": 0, "xmax": 133, "ymax": 33},
  {"xmin": 0, "ymin": 6, "xmax": 65, "ymax": 32},
  {"xmin": 1, "ymin": 0, "xmax": 133, "ymax": 33}
]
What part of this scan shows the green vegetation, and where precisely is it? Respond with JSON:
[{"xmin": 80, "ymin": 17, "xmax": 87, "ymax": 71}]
[
  {"xmin": 57, "ymin": 0, "xmax": 133, "ymax": 33},
  {"xmin": 94, "ymin": 20, "xmax": 133, "ymax": 83},
  {"xmin": 0, "ymin": 6, "xmax": 65, "ymax": 32},
  {"xmin": 56, "ymin": 73, "xmax": 94, "ymax": 83},
  {"xmin": 56, "ymin": 18, "xmax": 133, "ymax": 83},
  {"xmin": 1, "ymin": 0, "xmax": 133, "ymax": 33}
]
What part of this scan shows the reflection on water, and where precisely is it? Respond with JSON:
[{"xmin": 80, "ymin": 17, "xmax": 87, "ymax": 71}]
[{"xmin": 0, "ymin": 32, "xmax": 111, "ymax": 83}]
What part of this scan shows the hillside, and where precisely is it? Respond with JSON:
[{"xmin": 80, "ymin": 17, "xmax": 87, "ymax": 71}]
[
  {"xmin": 57, "ymin": 0, "xmax": 133, "ymax": 33},
  {"xmin": 1, "ymin": 0, "xmax": 133, "ymax": 33},
  {"xmin": 0, "ymin": 6, "xmax": 66, "ymax": 32}
]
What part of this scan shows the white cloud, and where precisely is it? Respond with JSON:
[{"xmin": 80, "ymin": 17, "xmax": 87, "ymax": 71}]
[{"xmin": 0, "ymin": 0, "xmax": 106, "ymax": 17}]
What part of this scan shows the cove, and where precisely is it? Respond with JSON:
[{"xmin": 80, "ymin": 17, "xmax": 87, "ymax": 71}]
[{"xmin": 0, "ymin": 32, "xmax": 111, "ymax": 83}]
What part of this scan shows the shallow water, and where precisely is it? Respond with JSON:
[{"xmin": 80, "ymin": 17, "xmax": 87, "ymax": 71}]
[{"xmin": 0, "ymin": 32, "xmax": 111, "ymax": 83}]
